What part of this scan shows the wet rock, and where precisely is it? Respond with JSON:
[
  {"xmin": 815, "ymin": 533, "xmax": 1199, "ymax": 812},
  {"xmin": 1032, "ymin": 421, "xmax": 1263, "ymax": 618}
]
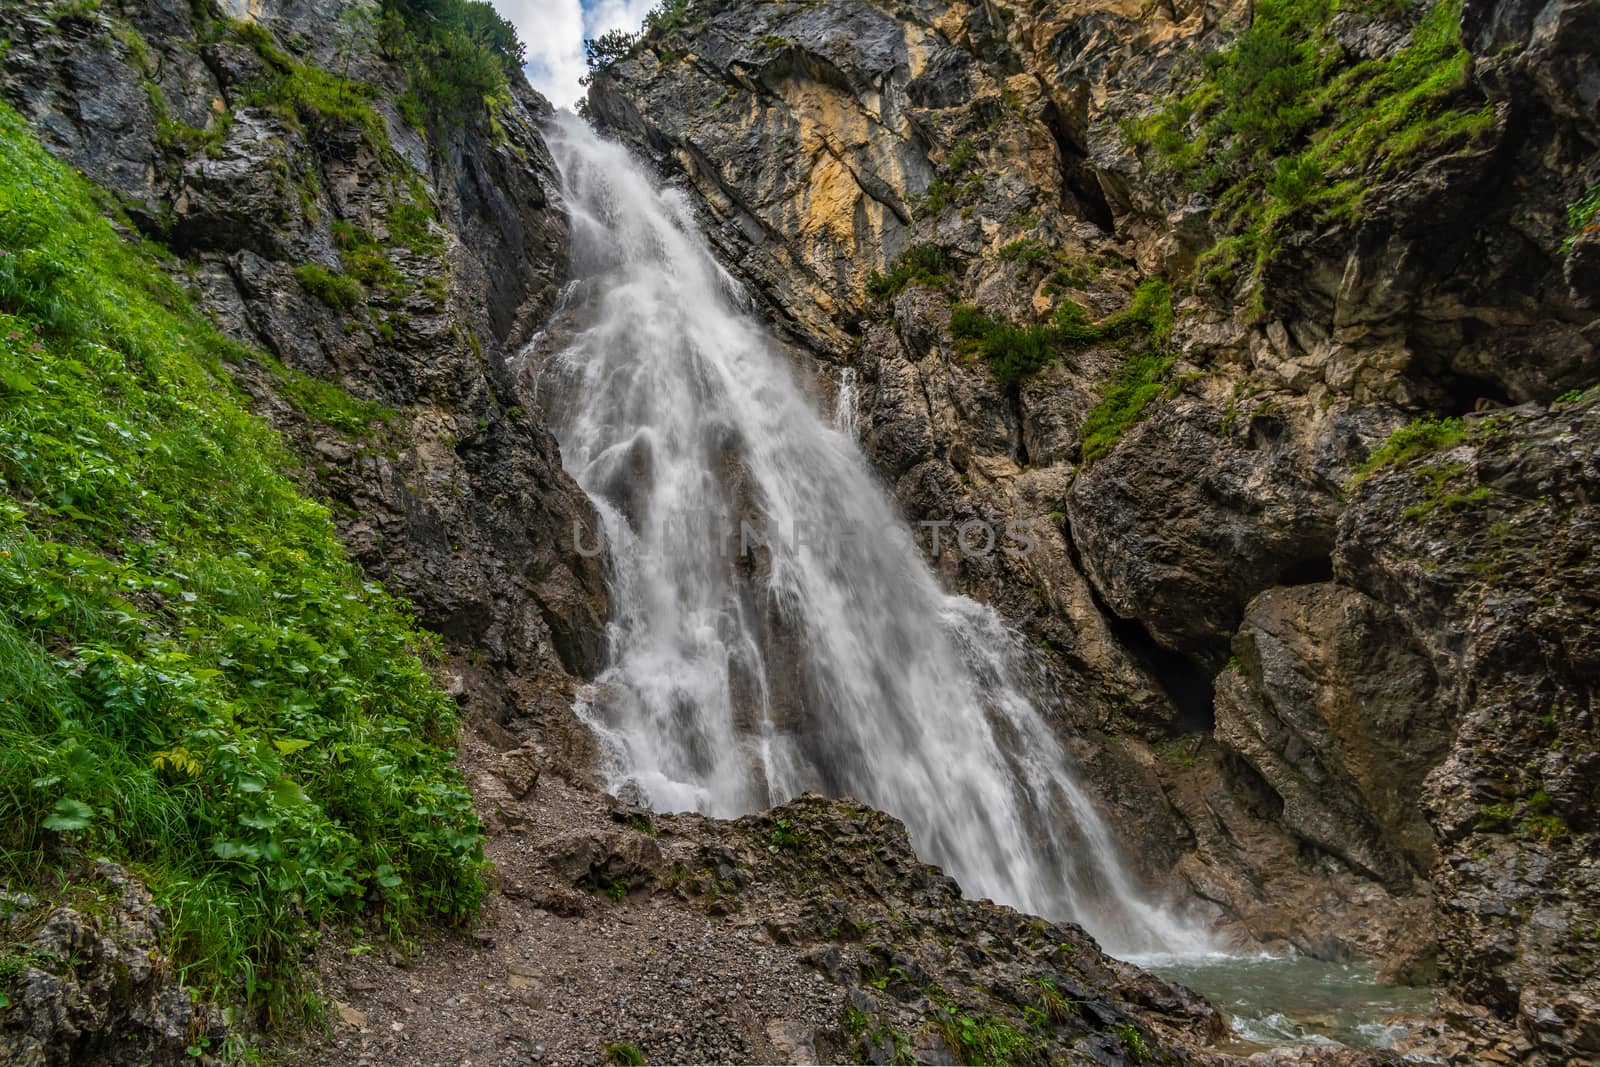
[{"xmin": 1336, "ymin": 394, "xmax": 1600, "ymax": 1047}]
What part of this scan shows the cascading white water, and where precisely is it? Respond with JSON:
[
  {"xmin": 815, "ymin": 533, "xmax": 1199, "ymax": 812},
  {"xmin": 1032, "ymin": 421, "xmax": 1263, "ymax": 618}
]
[
  {"xmin": 832, "ymin": 367, "xmax": 859, "ymax": 439},
  {"xmin": 532, "ymin": 113, "xmax": 1207, "ymax": 956}
]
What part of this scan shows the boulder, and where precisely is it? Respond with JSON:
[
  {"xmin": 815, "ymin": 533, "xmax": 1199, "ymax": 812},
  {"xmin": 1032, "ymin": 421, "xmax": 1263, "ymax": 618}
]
[{"xmin": 1215, "ymin": 583, "xmax": 1446, "ymax": 888}]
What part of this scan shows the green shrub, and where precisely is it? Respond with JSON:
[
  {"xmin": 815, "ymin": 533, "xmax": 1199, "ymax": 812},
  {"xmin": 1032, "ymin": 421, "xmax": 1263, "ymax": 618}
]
[
  {"xmin": 388, "ymin": 200, "xmax": 447, "ymax": 258},
  {"xmin": 867, "ymin": 243, "xmax": 952, "ymax": 300},
  {"xmin": 257, "ymin": 350, "xmax": 397, "ymax": 436},
  {"xmin": 911, "ymin": 178, "xmax": 954, "ymax": 218},
  {"xmin": 996, "ymin": 238, "xmax": 1051, "ymax": 265},
  {"xmin": 605, "ymin": 1043, "xmax": 647, "ymax": 1066},
  {"xmin": 0, "ymin": 104, "xmax": 483, "ymax": 1024},
  {"xmin": 331, "ymin": 221, "xmax": 404, "ymax": 288},
  {"xmin": 1127, "ymin": 0, "xmax": 1493, "ymax": 297},
  {"xmin": 950, "ymin": 279, "xmax": 1173, "ymax": 397},
  {"xmin": 293, "ymin": 263, "xmax": 363, "ymax": 311},
  {"xmin": 950, "ymin": 305, "xmax": 1060, "ymax": 385},
  {"xmin": 946, "ymin": 138, "xmax": 978, "ymax": 172}
]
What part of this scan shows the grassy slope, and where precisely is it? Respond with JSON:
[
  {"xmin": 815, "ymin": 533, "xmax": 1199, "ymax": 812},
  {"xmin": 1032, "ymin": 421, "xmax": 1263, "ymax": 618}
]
[{"xmin": 0, "ymin": 102, "xmax": 483, "ymax": 1024}]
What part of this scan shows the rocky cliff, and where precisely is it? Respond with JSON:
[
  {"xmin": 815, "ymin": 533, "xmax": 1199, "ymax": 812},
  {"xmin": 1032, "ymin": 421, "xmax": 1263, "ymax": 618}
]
[
  {"xmin": 1, "ymin": 0, "xmax": 611, "ymax": 729},
  {"xmin": 2, "ymin": 0, "xmax": 1596, "ymax": 1062},
  {"xmin": 587, "ymin": 0, "xmax": 1599, "ymax": 1058},
  {"xmin": 0, "ymin": 2, "xmax": 1346, "ymax": 1065}
]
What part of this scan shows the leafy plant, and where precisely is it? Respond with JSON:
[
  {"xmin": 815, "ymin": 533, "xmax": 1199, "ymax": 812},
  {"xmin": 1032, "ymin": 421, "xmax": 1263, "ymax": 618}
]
[
  {"xmin": 933, "ymin": 1008, "xmax": 1041, "ymax": 1066},
  {"xmin": 1115, "ymin": 1022, "xmax": 1152, "ymax": 1064},
  {"xmin": 1079, "ymin": 347, "xmax": 1177, "ymax": 463},
  {"xmin": 234, "ymin": 22, "xmax": 394, "ymax": 151},
  {"xmin": 768, "ymin": 817, "xmax": 801, "ymax": 853},
  {"xmin": 0, "ymin": 104, "xmax": 484, "ymax": 1025},
  {"xmin": 946, "ymin": 138, "xmax": 978, "ymax": 172}
]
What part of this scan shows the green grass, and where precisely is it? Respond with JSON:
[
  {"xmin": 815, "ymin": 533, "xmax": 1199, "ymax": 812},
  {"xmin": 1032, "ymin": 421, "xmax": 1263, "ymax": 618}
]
[
  {"xmin": 233, "ymin": 21, "xmax": 395, "ymax": 153},
  {"xmin": 1563, "ymin": 182, "xmax": 1600, "ymax": 252},
  {"xmin": 1126, "ymin": 0, "xmax": 1493, "ymax": 304},
  {"xmin": 259, "ymin": 352, "xmax": 398, "ymax": 436},
  {"xmin": 293, "ymin": 263, "xmax": 363, "ymax": 312},
  {"xmin": 0, "ymin": 104, "xmax": 484, "ymax": 1026},
  {"xmin": 867, "ymin": 243, "xmax": 953, "ymax": 301},
  {"xmin": 1079, "ymin": 347, "xmax": 1178, "ymax": 463},
  {"xmin": 605, "ymin": 1042, "xmax": 647, "ymax": 1065},
  {"xmin": 1355, "ymin": 416, "xmax": 1469, "ymax": 476},
  {"xmin": 1402, "ymin": 481, "xmax": 1490, "ymax": 521}
]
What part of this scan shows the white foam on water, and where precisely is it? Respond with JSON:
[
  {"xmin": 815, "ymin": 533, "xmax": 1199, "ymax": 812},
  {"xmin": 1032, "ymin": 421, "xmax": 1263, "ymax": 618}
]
[{"xmin": 532, "ymin": 113, "xmax": 1211, "ymax": 958}]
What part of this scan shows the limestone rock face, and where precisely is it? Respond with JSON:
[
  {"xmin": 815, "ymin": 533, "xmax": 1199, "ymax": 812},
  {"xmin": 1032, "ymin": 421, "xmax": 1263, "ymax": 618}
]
[
  {"xmin": 1065, "ymin": 397, "xmax": 1363, "ymax": 661},
  {"xmin": 1214, "ymin": 583, "xmax": 1445, "ymax": 888},
  {"xmin": 590, "ymin": 0, "xmax": 1600, "ymax": 1053},
  {"xmin": 1336, "ymin": 395, "xmax": 1600, "ymax": 1055}
]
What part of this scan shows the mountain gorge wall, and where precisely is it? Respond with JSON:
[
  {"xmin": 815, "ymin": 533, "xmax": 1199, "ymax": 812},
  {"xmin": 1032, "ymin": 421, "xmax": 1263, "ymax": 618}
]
[
  {"xmin": 586, "ymin": 0, "xmax": 1600, "ymax": 1058},
  {"xmin": 1, "ymin": 0, "xmax": 1596, "ymax": 1062},
  {"xmin": 0, "ymin": 2, "xmax": 1300, "ymax": 1064},
  {"xmin": 2, "ymin": 0, "xmax": 610, "ymax": 724}
]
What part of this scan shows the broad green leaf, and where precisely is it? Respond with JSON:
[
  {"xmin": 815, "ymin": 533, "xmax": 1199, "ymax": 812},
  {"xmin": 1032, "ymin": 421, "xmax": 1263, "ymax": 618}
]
[{"xmin": 42, "ymin": 797, "xmax": 93, "ymax": 832}]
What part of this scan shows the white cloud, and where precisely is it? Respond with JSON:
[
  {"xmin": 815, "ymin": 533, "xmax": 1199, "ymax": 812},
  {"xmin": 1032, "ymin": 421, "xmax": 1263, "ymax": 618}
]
[{"xmin": 491, "ymin": 0, "xmax": 661, "ymax": 111}]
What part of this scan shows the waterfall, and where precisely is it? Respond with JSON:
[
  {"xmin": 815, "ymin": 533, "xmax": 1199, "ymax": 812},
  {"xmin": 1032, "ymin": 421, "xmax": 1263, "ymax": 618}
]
[
  {"xmin": 832, "ymin": 367, "xmax": 859, "ymax": 438},
  {"xmin": 531, "ymin": 114, "xmax": 1207, "ymax": 957}
]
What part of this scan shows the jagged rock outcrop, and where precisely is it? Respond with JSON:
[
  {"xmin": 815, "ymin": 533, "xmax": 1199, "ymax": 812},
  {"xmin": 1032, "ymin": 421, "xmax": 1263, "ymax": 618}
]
[
  {"xmin": 0, "ymin": 864, "xmax": 226, "ymax": 1067},
  {"xmin": 1215, "ymin": 583, "xmax": 1445, "ymax": 890},
  {"xmin": 1065, "ymin": 395, "xmax": 1371, "ymax": 662},
  {"xmin": 589, "ymin": 0, "xmax": 1600, "ymax": 1058},
  {"xmin": 0, "ymin": 0, "xmax": 609, "ymax": 715},
  {"xmin": 1336, "ymin": 395, "xmax": 1600, "ymax": 1058}
]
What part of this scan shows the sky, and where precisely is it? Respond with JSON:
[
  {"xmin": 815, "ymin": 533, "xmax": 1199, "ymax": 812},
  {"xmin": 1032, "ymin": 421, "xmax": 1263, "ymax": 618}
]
[{"xmin": 492, "ymin": 0, "xmax": 658, "ymax": 110}]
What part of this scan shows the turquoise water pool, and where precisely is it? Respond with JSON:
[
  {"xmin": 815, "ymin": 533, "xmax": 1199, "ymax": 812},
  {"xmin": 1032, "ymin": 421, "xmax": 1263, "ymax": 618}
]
[{"xmin": 1140, "ymin": 954, "xmax": 1436, "ymax": 1049}]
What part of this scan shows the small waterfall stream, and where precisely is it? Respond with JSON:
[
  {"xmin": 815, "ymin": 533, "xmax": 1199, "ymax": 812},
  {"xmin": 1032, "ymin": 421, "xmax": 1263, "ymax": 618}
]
[{"xmin": 531, "ymin": 114, "xmax": 1207, "ymax": 957}]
